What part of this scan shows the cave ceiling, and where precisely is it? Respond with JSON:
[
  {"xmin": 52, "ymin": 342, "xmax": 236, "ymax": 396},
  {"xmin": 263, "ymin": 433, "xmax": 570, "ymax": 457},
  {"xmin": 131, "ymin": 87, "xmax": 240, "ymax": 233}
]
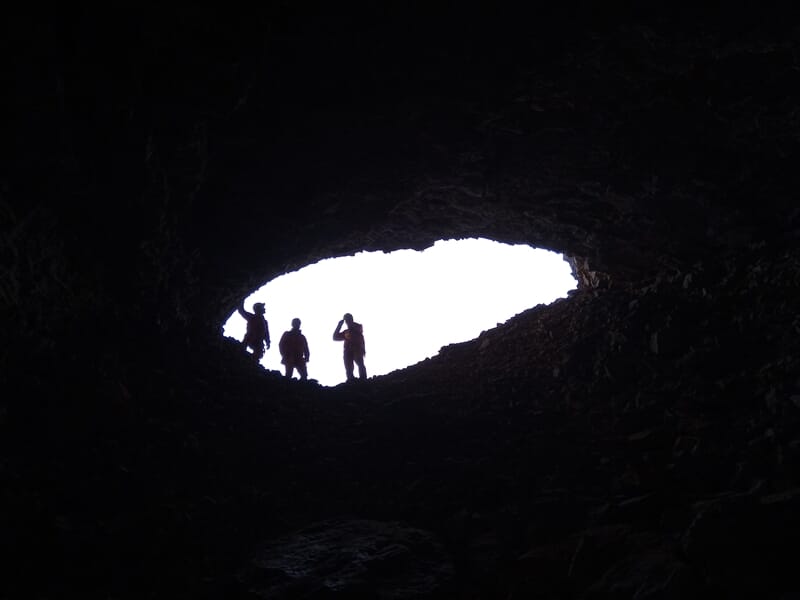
[{"xmin": 5, "ymin": 6, "xmax": 798, "ymax": 333}]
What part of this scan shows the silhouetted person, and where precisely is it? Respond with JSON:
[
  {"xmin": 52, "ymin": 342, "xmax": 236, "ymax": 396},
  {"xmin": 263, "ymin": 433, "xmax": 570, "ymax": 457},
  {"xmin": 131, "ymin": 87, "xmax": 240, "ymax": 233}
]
[
  {"xmin": 279, "ymin": 318, "xmax": 310, "ymax": 380},
  {"xmin": 237, "ymin": 300, "xmax": 270, "ymax": 363},
  {"xmin": 333, "ymin": 312, "xmax": 367, "ymax": 381}
]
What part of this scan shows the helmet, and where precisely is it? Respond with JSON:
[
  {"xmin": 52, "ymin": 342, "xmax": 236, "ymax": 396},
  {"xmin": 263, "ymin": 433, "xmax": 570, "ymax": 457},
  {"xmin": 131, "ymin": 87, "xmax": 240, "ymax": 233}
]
[
  {"xmin": 291, "ymin": 318, "xmax": 301, "ymax": 328},
  {"xmin": 253, "ymin": 302, "xmax": 265, "ymax": 314}
]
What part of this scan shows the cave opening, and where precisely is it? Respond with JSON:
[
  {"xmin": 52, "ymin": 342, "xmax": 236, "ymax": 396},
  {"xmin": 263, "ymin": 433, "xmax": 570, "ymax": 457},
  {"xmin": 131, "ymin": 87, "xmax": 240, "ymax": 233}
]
[{"xmin": 223, "ymin": 238, "xmax": 577, "ymax": 386}]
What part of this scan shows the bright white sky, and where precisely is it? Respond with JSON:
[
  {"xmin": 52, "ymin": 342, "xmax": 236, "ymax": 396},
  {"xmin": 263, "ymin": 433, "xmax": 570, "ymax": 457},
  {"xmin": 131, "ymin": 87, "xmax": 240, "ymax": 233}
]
[{"xmin": 223, "ymin": 238, "xmax": 576, "ymax": 386}]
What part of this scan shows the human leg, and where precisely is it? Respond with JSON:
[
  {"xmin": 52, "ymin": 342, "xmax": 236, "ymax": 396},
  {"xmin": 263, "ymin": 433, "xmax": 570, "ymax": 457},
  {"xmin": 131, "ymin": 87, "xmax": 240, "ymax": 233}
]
[
  {"xmin": 355, "ymin": 354, "xmax": 367, "ymax": 379},
  {"xmin": 343, "ymin": 350, "xmax": 355, "ymax": 381}
]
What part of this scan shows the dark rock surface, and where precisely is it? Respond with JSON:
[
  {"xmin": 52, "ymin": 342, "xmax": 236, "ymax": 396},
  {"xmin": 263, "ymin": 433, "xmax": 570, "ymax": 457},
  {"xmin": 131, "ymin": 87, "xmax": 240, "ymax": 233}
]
[
  {"xmin": 239, "ymin": 518, "xmax": 454, "ymax": 599},
  {"xmin": 2, "ymin": 5, "xmax": 800, "ymax": 599}
]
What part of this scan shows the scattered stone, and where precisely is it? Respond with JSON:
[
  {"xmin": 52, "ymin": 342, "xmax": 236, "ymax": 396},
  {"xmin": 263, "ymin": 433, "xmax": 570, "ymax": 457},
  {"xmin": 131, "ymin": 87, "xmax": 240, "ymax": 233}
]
[{"xmin": 239, "ymin": 519, "xmax": 455, "ymax": 599}]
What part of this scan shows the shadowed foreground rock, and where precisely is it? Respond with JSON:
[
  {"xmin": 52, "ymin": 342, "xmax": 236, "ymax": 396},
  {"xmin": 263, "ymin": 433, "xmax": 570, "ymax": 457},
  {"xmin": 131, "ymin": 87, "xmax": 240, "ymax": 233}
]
[
  {"xmin": 239, "ymin": 518, "xmax": 454, "ymax": 599},
  {"xmin": 2, "ymin": 5, "xmax": 800, "ymax": 599}
]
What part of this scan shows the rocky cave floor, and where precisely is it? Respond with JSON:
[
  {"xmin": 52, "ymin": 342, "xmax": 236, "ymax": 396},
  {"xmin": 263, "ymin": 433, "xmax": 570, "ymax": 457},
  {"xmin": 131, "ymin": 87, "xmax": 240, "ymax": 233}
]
[{"xmin": 5, "ymin": 244, "xmax": 800, "ymax": 599}]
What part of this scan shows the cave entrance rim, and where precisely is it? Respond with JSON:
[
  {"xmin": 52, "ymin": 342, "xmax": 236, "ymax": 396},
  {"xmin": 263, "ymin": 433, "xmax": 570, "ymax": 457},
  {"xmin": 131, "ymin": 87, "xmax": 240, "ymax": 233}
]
[{"xmin": 224, "ymin": 237, "xmax": 578, "ymax": 386}]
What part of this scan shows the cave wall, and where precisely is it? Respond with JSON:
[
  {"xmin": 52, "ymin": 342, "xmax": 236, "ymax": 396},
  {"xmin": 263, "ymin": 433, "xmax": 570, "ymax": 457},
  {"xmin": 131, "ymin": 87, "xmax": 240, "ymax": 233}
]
[{"xmin": 3, "ymin": 5, "xmax": 800, "ymax": 599}]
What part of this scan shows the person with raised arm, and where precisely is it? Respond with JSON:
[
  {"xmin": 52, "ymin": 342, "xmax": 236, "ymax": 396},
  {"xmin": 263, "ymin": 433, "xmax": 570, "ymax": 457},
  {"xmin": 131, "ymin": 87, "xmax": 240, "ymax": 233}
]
[
  {"xmin": 332, "ymin": 312, "xmax": 367, "ymax": 382},
  {"xmin": 237, "ymin": 300, "xmax": 270, "ymax": 364}
]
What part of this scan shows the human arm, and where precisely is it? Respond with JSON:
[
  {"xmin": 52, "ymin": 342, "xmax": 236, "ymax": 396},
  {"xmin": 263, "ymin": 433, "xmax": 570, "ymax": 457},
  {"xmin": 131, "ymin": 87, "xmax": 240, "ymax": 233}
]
[
  {"xmin": 356, "ymin": 323, "xmax": 365, "ymax": 355},
  {"xmin": 237, "ymin": 300, "xmax": 248, "ymax": 319},
  {"xmin": 332, "ymin": 319, "xmax": 345, "ymax": 341},
  {"xmin": 278, "ymin": 332, "xmax": 287, "ymax": 358}
]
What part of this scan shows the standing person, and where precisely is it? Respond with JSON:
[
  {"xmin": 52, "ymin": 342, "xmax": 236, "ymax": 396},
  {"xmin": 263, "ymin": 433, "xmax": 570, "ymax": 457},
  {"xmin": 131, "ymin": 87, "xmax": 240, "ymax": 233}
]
[
  {"xmin": 237, "ymin": 300, "xmax": 270, "ymax": 364},
  {"xmin": 333, "ymin": 312, "xmax": 367, "ymax": 382},
  {"xmin": 279, "ymin": 318, "xmax": 310, "ymax": 380}
]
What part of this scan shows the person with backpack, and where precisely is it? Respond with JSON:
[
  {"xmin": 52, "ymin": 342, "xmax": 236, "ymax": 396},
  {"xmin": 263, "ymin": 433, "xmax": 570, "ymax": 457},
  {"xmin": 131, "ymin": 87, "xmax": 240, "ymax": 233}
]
[
  {"xmin": 237, "ymin": 300, "xmax": 270, "ymax": 363},
  {"xmin": 279, "ymin": 318, "xmax": 311, "ymax": 380},
  {"xmin": 332, "ymin": 312, "xmax": 367, "ymax": 382}
]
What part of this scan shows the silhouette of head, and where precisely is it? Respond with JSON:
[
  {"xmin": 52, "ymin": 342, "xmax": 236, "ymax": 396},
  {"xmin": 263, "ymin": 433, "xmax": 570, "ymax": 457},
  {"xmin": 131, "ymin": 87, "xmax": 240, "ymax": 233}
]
[
  {"xmin": 291, "ymin": 318, "xmax": 301, "ymax": 329},
  {"xmin": 343, "ymin": 313, "xmax": 353, "ymax": 324},
  {"xmin": 253, "ymin": 302, "xmax": 265, "ymax": 314}
]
